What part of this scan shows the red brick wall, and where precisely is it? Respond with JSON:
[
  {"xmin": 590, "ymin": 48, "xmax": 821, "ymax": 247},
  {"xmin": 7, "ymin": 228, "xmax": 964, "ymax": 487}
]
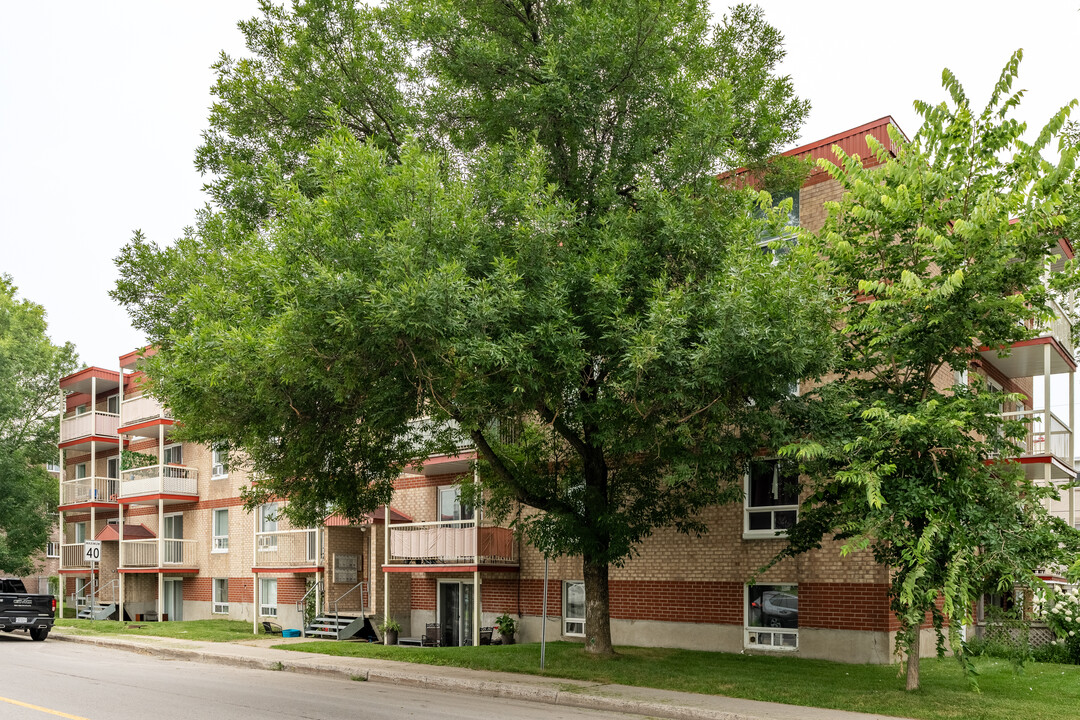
[
  {"xmin": 185, "ymin": 577, "xmax": 212, "ymax": 601},
  {"xmin": 518, "ymin": 579, "xmax": 560, "ymax": 616},
  {"xmin": 608, "ymin": 580, "xmax": 744, "ymax": 624},
  {"xmin": 411, "ymin": 577, "xmax": 436, "ymax": 610},
  {"xmin": 799, "ymin": 582, "xmax": 895, "ymax": 631},
  {"xmin": 479, "ymin": 576, "xmax": 518, "ymax": 614}
]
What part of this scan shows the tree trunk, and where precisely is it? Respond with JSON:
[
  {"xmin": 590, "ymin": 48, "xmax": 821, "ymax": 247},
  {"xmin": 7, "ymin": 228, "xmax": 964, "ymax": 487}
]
[
  {"xmin": 905, "ymin": 631, "xmax": 921, "ymax": 691},
  {"xmin": 583, "ymin": 555, "xmax": 614, "ymax": 655}
]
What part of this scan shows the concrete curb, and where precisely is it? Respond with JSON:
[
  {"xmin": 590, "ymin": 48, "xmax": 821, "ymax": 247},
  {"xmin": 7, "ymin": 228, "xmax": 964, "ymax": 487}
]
[{"xmin": 51, "ymin": 632, "xmax": 908, "ymax": 720}]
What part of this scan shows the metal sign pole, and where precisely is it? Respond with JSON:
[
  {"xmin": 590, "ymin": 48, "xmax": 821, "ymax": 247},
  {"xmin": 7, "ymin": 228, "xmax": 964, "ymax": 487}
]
[{"xmin": 540, "ymin": 556, "xmax": 548, "ymax": 670}]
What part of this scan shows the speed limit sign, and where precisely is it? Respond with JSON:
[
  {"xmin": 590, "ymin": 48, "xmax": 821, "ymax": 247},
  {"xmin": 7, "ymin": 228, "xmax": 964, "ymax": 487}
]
[{"xmin": 83, "ymin": 540, "xmax": 102, "ymax": 562}]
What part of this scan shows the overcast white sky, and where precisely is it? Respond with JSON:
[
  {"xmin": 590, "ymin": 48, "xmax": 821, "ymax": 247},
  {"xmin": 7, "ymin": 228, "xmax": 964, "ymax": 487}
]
[{"xmin": 1, "ymin": 1, "xmax": 1078, "ymax": 372}]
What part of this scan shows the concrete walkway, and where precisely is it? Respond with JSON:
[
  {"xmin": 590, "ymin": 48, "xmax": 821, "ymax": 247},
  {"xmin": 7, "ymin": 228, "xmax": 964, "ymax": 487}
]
[{"xmin": 50, "ymin": 628, "xmax": 912, "ymax": 720}]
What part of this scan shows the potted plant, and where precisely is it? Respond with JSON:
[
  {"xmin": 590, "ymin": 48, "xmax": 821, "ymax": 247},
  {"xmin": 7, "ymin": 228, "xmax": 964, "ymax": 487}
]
[
  {"xmin": 379, "ymin": 617, "xmax": 401, "ymax": 645},
  {"xmin": 494, "ymin": 613, "xmax": 517, "ymax": 645}
]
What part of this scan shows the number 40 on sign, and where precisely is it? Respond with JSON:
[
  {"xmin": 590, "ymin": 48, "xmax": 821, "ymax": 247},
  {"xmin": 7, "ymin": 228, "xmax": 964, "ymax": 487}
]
[{"xmin": 83, "ymin": 540, "xmax": 102, "ymax": 562}]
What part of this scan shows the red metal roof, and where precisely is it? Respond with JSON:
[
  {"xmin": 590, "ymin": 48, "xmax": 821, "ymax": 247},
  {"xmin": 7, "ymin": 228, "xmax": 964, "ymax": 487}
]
[
  {"xmin": 782, "ymin": 116, "xmax": 906, "ymax": 187},
  {"xmin": 324, "ymin": 506, "xmax": 413, "ymax": 526},
  {"xmin": 94, "ymin": 523, "xmax": 155, "ymax": 541}
]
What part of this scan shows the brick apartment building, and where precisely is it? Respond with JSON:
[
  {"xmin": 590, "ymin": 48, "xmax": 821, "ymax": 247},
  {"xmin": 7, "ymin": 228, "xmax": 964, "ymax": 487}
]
[{"xmin": 55, "ymin": 118, "xmax": 1078, "ymax": 663}]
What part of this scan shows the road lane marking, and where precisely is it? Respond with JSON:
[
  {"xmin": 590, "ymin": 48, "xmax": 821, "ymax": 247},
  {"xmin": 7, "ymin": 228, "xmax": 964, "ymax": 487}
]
[{"xmin": 0, "ymin": 696, "xmax": 90, "ymax": 720}]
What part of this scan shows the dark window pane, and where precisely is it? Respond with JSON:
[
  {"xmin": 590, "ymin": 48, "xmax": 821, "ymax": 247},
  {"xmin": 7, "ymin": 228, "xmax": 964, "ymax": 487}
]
[
  {"xmin": 776, "ymin": 465, "xmax": 800, "ymax": 505},
  {"xmin": 748, "ymin": 461, "xmax": 775, "ymax": 508},
  {"xmin": 774, "ymin": 510, "xmax": 797, "ymax": 530},
  {"xmin": 748, "ymin": 511, "xmax": 772, "ymax": 531}
]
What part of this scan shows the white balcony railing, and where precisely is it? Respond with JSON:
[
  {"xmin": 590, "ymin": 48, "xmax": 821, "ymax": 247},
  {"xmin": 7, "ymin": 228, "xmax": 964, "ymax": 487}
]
[
  {"xmin": 1039, "ymin": 296, "xmax": 1074, "ymax": 358},
  {"xmin": 61, "ymin": 543, "xmax": 90, "ymax": 569},
  {"xmin": 119, "ymin": 395, "xmax": 172, "ymax": 427},
  {"xmin": 388, "ymin": 520, "xmax": 517, "ymax": 566},
  {"xmin": 59, "ymin": 411, "xmax": 120, "ymax": 443},
  {"xmin": 60, "ymin": 477, "xmax": 120, "ymax": 505},
  {"xmin": 119, "ymin": 464, "xmax": 198, "ymax": 499},
  {"xmin": 254, "ymin": 529, "xmax": 318, "ymax": 567},
  {"xmin": 1002, "ymin": 409, "xmax": 1073, "ymax": 465},
  {"xmin": 121, "ymin": 539, "xmax": 197, "ymax": 567}
]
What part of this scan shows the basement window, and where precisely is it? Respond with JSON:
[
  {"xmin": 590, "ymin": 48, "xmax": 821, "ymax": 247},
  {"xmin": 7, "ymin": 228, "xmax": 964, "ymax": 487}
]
[{"xmin": 746, "ymin": 584, "xmax": 798, "ymax": 650}]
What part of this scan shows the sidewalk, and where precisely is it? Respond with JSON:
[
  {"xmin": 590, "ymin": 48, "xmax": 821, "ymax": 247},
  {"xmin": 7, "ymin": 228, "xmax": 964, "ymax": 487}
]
[{"xmin": 51, "ymin": 628, "xmax": 912, "ymax": 720}]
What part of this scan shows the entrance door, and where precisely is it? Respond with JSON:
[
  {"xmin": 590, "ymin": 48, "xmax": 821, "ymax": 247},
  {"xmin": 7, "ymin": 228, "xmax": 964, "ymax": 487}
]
[
  {"xmin": 438, "ymin": 581, "xmax": 474, "ymax": 647},
  {"xmin": 163, "ymin": 514, "xmax": 183, "ymax": 564},
  {"xmin": 163, "ymin": 578, "xmax": 183, "ymax": 621}
]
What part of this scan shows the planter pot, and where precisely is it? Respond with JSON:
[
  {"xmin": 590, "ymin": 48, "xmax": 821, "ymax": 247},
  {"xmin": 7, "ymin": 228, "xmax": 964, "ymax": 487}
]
[
  {"xmin": 500, "ymin": 632, "xmax": 515, "ymax": 645},
  {"xmin": 385, "ymin": 629, "xmax": 399, "ymax": 645}
]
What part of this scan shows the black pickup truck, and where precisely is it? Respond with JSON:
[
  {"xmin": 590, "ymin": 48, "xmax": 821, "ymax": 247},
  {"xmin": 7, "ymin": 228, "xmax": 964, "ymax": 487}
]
[{"xmin": 0, "ymin": 579, "xmax": 56, "ymax": 641}]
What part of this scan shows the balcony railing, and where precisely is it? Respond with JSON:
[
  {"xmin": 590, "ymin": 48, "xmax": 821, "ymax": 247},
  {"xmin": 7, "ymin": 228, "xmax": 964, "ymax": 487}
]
[
  {"xmin": 1038, "ymin": 297, "xmax": 1074, "ymax": 358},
  {"xmin": 119, "ymin": 395, "xmax": 172, "ymax": 428},
  {"xmin": 60, "ymin": 477, "xmax": 119, "ymax": 505},
  {"xmin": 254, "ymin": 529, "xmax": 318, "ymax": 567},
  {"xmin": 119, "ymin": 464, "xmax": 198, "ymax": 499},
  {"xmin": 121, "ymin": 539, "xmax": 197, "ymax": 567},
  {"xmin": 61, "ymin": 543, "xmax": 90, "ymax": 569},
  {"xmin": 388, "ymin": 520, "xmax": 517, "ymax": 566},
  {"xmin": 1002, "ymin": 409, "xmax": 1073, "ymax": 464},
  {"xmin": 60, "ymin": 411, "xmax": 120, "ymax": 443}
]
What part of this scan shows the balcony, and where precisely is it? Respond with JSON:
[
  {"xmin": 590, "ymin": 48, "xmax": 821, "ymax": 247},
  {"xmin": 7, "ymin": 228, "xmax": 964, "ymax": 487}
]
[
  {"xmin": 61, "ymin": 544, "xmax": 90, "ymax": 570},
  {"xmin": 118, "ymin": 464, "xmax": 198, "ymax": 503},
  {"xmin": 120, "ymin": 539, "xmax": 198, "ymax": 568},
  {"xmin": 387, "ymin": 520, "xmax": 517, "ymax": 569},
  {"xmin": 1001, "ymin": 408, "xmax": 1074, "ymax": 481},
  {"xmin": 59, "ymin": 411, "xmax": 120, "ymax": 449},
  {"xmin": 118, "ymin": 395, "xmax": 174, "ymax": 436},
  {"xmin": 60, "ymin": 477, "xmax": 119, "ymax": 507},
  {"xmin": 253, "ymin": 529, "xmax": 319, "ymax": 570},
  {"xmin": 979, "ymin": 297, "xmax": 1076, "ymax": 379}
]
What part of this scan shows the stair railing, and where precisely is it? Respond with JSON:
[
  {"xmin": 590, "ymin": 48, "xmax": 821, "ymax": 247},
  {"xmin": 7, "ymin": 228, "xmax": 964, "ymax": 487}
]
[
  {"xmin": 74, "ymin": 579, "xmax": 92, "ymax": 610},
  {"xmin": 296, "ymin": 580, "xmax": 323, "ymax": 638},
  {"xmin": 331, "ymin": 581, "xmax": 368, "ymax": 640},
  {"xmin": 91, "ymin": 579, "xmax": 119, "ymax": 609}
]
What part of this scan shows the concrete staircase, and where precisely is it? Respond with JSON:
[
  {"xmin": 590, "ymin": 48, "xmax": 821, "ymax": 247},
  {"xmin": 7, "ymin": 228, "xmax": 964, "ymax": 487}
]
[
  {"xmin": 304, "ymin": 614, "xmax": 378, "ymax": 641},
  {"xmin": 77, "ymin": 603, "xmax": 116, "ymax": 620}
]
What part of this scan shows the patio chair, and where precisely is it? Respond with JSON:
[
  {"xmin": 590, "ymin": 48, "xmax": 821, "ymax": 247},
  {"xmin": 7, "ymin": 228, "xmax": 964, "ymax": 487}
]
[
  {"xmin": 421, "ymin": 622, "xmax": 441, "ymax": 647},
  {"xmin": 262, "ymin": 621, "xmax": 283, "ymax": 635}
]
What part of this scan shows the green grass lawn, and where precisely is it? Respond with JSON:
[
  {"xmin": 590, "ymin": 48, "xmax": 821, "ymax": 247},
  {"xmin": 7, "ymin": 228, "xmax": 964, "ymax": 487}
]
[
  {"xmin": 56, "ymin": 618, "xmax": 258, "ymax": 642},
  {"xmin": 276, "ymin": 640, "xmax": 1080, "ymax": 720}
]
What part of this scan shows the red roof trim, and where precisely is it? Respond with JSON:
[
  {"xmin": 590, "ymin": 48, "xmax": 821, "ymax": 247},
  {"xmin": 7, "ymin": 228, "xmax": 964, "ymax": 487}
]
[
  {"xmin": 382, "ymin": 564, "xmax": 520, "ymax": 574},
  {"xmin": 781, "ymin": 116, "xmax": 905, "ymax": 159},
  {"xmin": 117, "ymin": 493, "xmax": 198, "ymax": 505},
  {"xmin": 117, "ymin": 418, "xmax": 175, "ymax": 434},
  {"xmin": 118, "ymin": 567, "xmax": 199, "ymax": 574},
  {"xmin": 59, "ymin": 436, "xmax": 122, "ymax": 450},
  {"xmin": 979, "ymin": 336, "xmax": 1077, "ymax": 373},
  {"xmin": 58, "ymin": 501, "xmax": 118, "ymax": 511},
  {"xmin": 59, "ymin": 366, "xmax": 121, "ymax": 387}
]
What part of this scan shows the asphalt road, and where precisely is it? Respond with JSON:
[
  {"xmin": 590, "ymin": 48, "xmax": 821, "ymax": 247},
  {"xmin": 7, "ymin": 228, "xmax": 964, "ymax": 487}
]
[{"xmin": 0, "ymin": 634, "xmax": 636, "ymax": 720}]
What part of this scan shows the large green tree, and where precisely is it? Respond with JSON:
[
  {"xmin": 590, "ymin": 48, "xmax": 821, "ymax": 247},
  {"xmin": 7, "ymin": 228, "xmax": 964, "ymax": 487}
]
[
  {"xmin": 776, "ymin": 54, "xmax": 1080, "ymax": 690},
  {"xmin": 0, "ymin": 276, "xmax": 78, "ymax": 576},
  {"xmin": 113, "ymin": 0, "xmax": 835, "ymax": 653}
]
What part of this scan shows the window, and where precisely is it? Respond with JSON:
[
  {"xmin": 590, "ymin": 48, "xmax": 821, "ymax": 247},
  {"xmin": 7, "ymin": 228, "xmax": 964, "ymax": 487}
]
[
  {"xmin": 211, "ymin": 446, "xmax": 228, "ymax": 478},
  {"xmin": 747, "ymin": 584, "xmax": 798, "ymax": 650},
  {"xmin": 74, "ymin": 522, "xmax": 87, "ymax": 544},
  {"xmin": 75, "ymin": 404, "xmax": 88, "ymax": 416},
  {"xmin": 106, "ymin": 457, "xmax": 119, "ymax": 479},
  {"xmin": 744, "ymin": 459, "xmax": 799, "ymax": 538},
  {"xmin": 213, "ymin": 578, "xmax": 229, "ymax": 614},
  {"xmin": 258, "ymin": 503, "xmax": 278, "ymax": 550},
  {"xmin": 437, "ymin": 486, "xmax": 474, "ymax": 522},
  {"xmin": 46, "ymin": 542, "xmax": 60, "ymax": 558},
  {"xmin": 162, "ymin": 444, "xmax": 183, "ymax": 465},
  {"xmin": 212, "ymin": 509, "xmax": 229, "ymax": 552},
  {"xmin": 106, "ymin": 394, "xmax": 119, "ymax": 414},
  {"xmin": 46, "ymin": 462, "xmax": 60, "ymax": 473},
  {"xmin": 954, "ymin": 369, "xmax": 969, "ymax": 387},
  {"xmin": 75, "ymin": 463, "xmax": 87, "ymax": 480},
  {"xmin": 563, "ymin": 581, "xmax": 586, "ymax": 636},
  {"xmin": 259, "ymin": 578, "xmax": 277, "ymax": 617}
]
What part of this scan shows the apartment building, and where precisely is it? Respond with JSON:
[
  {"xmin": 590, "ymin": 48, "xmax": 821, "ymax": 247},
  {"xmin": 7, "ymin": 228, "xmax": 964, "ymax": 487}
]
[{"xmin": 56, "ymin": 118, "xmax": 1077, "ymax": 663}]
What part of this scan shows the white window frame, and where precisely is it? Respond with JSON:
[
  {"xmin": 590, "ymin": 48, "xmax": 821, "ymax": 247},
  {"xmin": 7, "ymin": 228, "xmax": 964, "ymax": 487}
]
[
  {"xmin": 745, "ymin": 583, "xmax": 799, "ymax": 651},
  {"xmin": 75, "ymin": 404, "xmax": 88, "ymax": 416},
  {"xmin": 259, "ymin": 578, "xmax": 278, "ymax": 617},
  {"xmin": 74, "ymin": 522, "xmax": 87, "ymax": 544},
  {"xmin": 258, "ymin": 503, "xmax": 278, "ymax": 551},
  {"xmin": 212, "ymin": 578, "xmax": 229, "ymax": 614},
  {"xmin": 75, "ymin": 463, "xmax": 88, "ymax": 480},
  {"xmin": 46, "ymin": 462, "xmax": 60, "ymax": 473},
  {"xmin": 46, "ymin": 542, "xmax": 60, "ymax": 558},
  {"xmin": 743, "ymin": 459, "xmax": 799, "ymax": 539},
  {"xmin": 212, "ymin": 508, "xmax": 229, "ymax": 552},
  {"xmin": 211, "ymin": 446, "xmax": 228, "ymax": 479},
  {"xmin": 563, "ymin": 580, "xmax": 586, "ymax": 637},
  {"xmin": 106, "ymin": 457, "xmax": 119, "ymax": 479},
  {"xmin": 106, "ymin": 394, "xmax": 120, "ymax": 414},
  {"xmin": 162, "ymin": 443, "xmax": 183, "ymax": 466},
  {"xmin": 437, "ymin": 485, "xmax": 474, "ymax": 522}
]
